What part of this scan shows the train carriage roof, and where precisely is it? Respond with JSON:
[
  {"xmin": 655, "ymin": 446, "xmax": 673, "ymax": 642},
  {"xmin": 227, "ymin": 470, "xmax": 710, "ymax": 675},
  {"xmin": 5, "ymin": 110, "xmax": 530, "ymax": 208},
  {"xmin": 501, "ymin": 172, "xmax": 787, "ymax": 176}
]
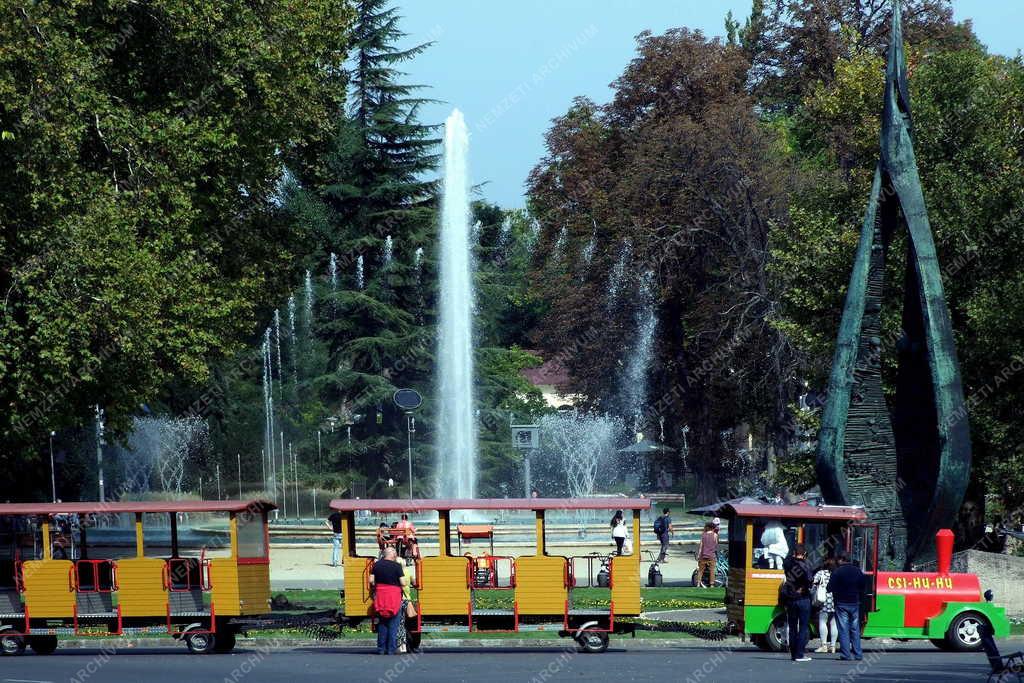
[
  {"xmin": 329, "ymin": 497, "xmax": 652, "ymax": 513},
  {"xmin": 0, "ymin": 499, "xmax": 276, "ymax": 515},
  {"xmin": 718, "ymin": 503, "xmax": 868, "ymax": 521}
]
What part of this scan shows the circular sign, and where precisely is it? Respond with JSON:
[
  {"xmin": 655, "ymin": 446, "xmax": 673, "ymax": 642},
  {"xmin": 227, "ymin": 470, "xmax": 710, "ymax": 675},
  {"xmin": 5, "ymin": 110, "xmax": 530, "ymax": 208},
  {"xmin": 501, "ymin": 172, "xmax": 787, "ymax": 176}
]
[{"xmin": 393, "ymin": 388, "xmax": 423, "ymax": 412}]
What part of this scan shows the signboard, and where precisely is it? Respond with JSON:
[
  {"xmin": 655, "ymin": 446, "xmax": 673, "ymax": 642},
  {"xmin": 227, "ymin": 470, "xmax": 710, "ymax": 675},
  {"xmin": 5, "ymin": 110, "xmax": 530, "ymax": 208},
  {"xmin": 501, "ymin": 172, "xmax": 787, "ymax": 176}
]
[
  {"xmin": 512, "ymin": 425, "xmax": 539, "ymax": 450},
  {"xmin": 393, "ymin": 388, "xmax": 423, "ymax": 412}
]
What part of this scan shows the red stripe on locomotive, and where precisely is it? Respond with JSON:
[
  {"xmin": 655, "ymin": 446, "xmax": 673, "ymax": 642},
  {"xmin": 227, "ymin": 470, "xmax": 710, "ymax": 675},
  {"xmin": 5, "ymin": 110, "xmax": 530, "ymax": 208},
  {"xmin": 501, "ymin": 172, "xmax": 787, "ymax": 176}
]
[{"xmin": 876, "ymin": 571, "xmax": 981, "ymax": 628}]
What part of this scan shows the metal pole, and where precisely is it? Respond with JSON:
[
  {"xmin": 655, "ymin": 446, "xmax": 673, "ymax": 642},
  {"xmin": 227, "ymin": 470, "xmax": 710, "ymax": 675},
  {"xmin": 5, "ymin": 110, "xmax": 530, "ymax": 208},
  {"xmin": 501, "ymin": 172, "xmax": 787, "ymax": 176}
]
[
  {"xmin": 49, "ymin": 431, "xmax": 57, "ymax": 503},
  {"xmin": 261, "ymin": 449, "xmax": 266, "ymax": 491},
  {"xmin": 291, "ymin": 443, "xmax": 299, "ymax": 519},
  {"xmin": 280, "ymin": 433, "xmax": 287, "ymax": 518},
  {"xmin": 407, "ymin": 414, "xmax": 414, "ymax": 499},
  {"xmin": 198, "ymin": 477, "xmax": 203, "ymax": 500},
  {"xmin": 216, "ymin": 464, "xmax": 222, "ymax": 500},
  {"xmin": 312, "ymin": 488, "xmax": 317, "ymax": 517},
  {"xmin": 317, "ymin": 430, "xmax": 322, "ymax": 474},
  {"xmin": 237, "ymin": 453, "xmax": 242, "ymax": 498}
]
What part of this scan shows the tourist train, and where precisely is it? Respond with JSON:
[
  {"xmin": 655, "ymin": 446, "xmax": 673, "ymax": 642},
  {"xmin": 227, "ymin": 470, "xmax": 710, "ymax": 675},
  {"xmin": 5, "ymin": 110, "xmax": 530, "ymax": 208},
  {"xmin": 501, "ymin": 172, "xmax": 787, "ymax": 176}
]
[{"xmin": 0, "ymin": 497, "xmax": 1010, "ymax": 656}]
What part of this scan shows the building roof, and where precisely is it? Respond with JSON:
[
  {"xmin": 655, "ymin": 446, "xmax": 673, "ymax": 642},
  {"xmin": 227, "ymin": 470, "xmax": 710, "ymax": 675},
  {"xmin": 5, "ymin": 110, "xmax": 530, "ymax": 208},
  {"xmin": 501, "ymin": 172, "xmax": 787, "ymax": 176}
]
[
  {"xmin": 0, "ymin": 500, "xmax": 276, "ymax": 516},
  {"xmin": 329, "ymin": 497, "xmax": 652, "ymax": 513},
  {"xmin": 719, "ymin": 503, "xmax": 868, "ymax": 522},
  {"xmin": 520, "ymin": 353, "xmax": 571, "ymax": 388}
]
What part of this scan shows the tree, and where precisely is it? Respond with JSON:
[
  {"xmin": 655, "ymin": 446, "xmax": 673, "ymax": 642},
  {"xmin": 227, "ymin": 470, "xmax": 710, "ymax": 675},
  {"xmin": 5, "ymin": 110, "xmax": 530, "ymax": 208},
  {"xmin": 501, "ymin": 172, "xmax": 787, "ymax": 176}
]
[
  {"xmin": 528, "ymin": 30, "xmax": 801, "ymax": 503},
  {"xmin": 0, "ymin": 0, "xmax": 353, "ymax": 496},
  {"xmin": 772, "ymin": 42, "xmax": 1024, "ymax": 531},
  {"xmin": 734, "ymin": 0, "xmax": 973, "ymax": 110}
]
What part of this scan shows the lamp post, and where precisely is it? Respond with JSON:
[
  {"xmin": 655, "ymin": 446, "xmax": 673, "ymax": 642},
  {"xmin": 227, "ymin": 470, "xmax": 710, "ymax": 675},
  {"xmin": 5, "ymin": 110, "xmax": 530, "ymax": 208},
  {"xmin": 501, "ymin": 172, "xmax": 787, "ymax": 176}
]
[
  {"xmin": 393, "ymin": 389, "xmax": 422, "ymax": 500},
  {"xmin": 317, "ymin": 430, "xmax": 322, "ymax": 474},
  {"xmin": 49, "ymin": 431, "xmax": 57, "ymax": 503}
]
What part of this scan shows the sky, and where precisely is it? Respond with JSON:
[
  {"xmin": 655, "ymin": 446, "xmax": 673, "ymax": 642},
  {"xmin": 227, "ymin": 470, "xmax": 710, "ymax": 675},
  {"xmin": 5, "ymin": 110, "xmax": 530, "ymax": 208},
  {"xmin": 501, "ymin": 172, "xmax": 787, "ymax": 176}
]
[{"xmin": 396, "ymin": 1, "xmax": 1024, "ymax": 209}]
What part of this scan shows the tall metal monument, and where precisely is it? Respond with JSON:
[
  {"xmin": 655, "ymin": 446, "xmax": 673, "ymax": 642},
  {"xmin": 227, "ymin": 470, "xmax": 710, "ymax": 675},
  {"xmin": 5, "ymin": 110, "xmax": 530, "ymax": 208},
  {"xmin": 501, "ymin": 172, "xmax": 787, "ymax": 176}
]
[{"xmin": 816, "ymin": 0, "xmax": 971, "ymax": 569}]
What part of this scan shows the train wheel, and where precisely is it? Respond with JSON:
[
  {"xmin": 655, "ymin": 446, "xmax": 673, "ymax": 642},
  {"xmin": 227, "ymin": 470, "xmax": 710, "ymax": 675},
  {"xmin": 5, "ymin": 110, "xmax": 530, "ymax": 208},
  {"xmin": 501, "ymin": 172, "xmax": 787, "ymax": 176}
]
[
  {"xmin": 29, "ymin": 636, "xmax": 58, "ymax": 655},
  {"xmin": 184, "ymin": 630, "xmax": 217, "ymax": 654},
  {"xmin": 213, "ymin": 631, "xmax": 236, "ymax": 653},
  {"xmin": 576, "ymin": 628, "xmax": 609, "ymax": 654},
  {"xmin": 945, "ymin": 612, "xmax": 986, "ymax": 652},
  {"xmin": 0, "ymin": 634, "xmax": 26, "ymax": 656},
  {"xmin": 763, "ymin": 619, "xmax": 787, "ymax": 652},
  {"xmin": 751, "ymin": 634, "xmax": 771, "ymax": 651}
]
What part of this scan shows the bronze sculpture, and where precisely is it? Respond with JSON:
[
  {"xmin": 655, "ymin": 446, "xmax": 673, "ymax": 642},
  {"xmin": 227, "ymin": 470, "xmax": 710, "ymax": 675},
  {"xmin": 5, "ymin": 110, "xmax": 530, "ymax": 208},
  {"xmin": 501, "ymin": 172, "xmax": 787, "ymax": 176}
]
[{"xmin": 816, "ymin": 0, "xmax": 971, "ymax": 569}]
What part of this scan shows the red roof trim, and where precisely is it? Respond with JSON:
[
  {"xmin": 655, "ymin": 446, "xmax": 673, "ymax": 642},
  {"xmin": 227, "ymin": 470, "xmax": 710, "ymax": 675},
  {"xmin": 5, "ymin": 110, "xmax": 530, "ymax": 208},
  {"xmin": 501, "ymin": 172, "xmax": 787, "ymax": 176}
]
[
  {"xmin": 329, "ymin": 497, "xmax": 652, "ymax": 513},
  {"xmin": 0, "ymin": 500, "xmax": 276, "ymax": 515},
  {"xmin": 721, "ymin": 503, "xmax": 867, "ymax": 521}
]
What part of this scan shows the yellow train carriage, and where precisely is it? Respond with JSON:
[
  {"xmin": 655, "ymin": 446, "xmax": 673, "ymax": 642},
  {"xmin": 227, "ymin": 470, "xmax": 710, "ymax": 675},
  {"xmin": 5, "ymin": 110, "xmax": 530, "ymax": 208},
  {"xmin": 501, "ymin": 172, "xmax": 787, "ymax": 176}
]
[
  {"xmin": 330, "ymin": 497, "xmax": 651, "ymax": 653},
  {"xmin": 0, "ymin": 499, "xmax": 274, "ymax": 656}
]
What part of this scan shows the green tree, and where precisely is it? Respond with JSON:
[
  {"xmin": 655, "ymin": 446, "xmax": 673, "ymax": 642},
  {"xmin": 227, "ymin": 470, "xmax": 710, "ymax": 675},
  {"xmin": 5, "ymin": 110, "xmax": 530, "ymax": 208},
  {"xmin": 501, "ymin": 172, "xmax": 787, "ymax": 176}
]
[{"xmin": 0, "ymin": 0, "xmax": 353, "ymax": 497}]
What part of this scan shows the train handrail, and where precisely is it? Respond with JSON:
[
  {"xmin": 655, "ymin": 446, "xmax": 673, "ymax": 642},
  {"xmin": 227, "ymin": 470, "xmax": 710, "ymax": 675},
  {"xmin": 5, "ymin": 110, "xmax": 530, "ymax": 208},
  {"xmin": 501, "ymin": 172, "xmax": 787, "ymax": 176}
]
[
  {"xmin": 73, "ymin": 559, "xmax": 118, "ymax": 593},
  {"xmin": 12, "ymin": 550, "xmax": 24, "ymax": 593}
]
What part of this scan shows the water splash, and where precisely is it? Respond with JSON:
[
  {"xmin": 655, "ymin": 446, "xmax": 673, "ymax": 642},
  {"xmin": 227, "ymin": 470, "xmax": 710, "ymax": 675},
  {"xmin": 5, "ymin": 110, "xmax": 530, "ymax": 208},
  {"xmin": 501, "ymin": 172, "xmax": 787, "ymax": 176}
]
[
  {"xmin": 287, "ymin": 295, "xmax": 297, "ymax": 384},
  {"xmin": 606, "ymin": 239, "xmax": 633, "ymax": 309},
  {"xmin": 537, "ymin": 412, "xmax": 625, "ymax": 499},
  {"xmin": 621, "ymin": 271, "xmax": 657, "ymax": 432},
  {"xmin": 328, "ymin": 252, "xmax": 338, "ymax": 314},
  {"xmin": 383, "ymin": 235, "xmax": 393, "ymax": 268},
  {"xmin": 435, "ymin": 109, "xmax": 478, "ymax": 499},
  {"xmin": 356, "ymin": 254, "xmax": 364, "ymax": 290},
  {"xmin": 273, "ymin": 310, "xmax": 283, "ymax": 383},
  {"xmin": 304, "ymin": 269, "xmax": 314, "ymax": 330},
  {"xmin": 414, "ymin": 247, "xmax": 424, "ymax": 283},
  {"xmin": 581, "ymin": 226, "xmax": 597, "ymax": 268},
  {"xmin": 262, "ymin": 328, "xmax": 276, "ymax": 493},
  {"xmin": 470, "ymin": 220, "xmax": 482, "ymax": 246},
  {"xmin": 117, "ymin": 416, "xmax": 209, "ymax": 495},
  {"xmin": 499, "ymin": 216, "xmax": 512, "ymax": 251}
]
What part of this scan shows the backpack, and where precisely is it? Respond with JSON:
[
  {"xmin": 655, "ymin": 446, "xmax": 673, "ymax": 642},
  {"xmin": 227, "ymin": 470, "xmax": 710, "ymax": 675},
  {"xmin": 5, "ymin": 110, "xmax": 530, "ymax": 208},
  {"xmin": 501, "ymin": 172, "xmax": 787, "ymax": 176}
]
[
  {"xmin": 653, "ymin": 516, "xmax": 665, "ymax": 536},
  {"xmin": 813, "ymin": 572, "xmax": 829, "ymax": 607}
]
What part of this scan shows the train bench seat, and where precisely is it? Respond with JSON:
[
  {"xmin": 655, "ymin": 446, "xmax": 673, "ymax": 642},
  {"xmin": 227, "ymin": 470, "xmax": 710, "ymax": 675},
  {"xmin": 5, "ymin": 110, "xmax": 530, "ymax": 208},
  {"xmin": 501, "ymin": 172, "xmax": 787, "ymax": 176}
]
[{"xmin": 0, "ymin": 588, "xmax": 23, "ymax": 617}]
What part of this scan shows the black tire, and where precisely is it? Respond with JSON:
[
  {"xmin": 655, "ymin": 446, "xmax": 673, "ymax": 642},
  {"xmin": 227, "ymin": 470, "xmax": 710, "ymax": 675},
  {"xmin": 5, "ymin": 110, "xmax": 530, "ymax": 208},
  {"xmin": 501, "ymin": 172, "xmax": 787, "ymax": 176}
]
[
  {"xmin": 751, "ymin": 633, "xmax": 772, "ymax": 651},
  {"xmin": 945, "ymin": 612, "xmax": 987, "ymax": 652},
  {"xmin": 28, "ymin": 636, "xmax": 58, "ymax": 655},
  {"xmin": 185, "ymin": 630, "xmax": 217, "ymax": 654},
  {"xmin": 930, "ymin": 638, "xmax": 952, "ymax": 651},
  {"xmin": 763, "ymin": 619, "xmax": 787, "ymax": 652},
  {"xmin": 0, "ymin": 634, "xmax": 26, "ymax": 656},
  {"xmin": 213, "ymin": 631, "xmax": 236, "ymax": 653},
  {"xmin": 576, "ymin": 628, "xmax": 609, "ymax": 654}
]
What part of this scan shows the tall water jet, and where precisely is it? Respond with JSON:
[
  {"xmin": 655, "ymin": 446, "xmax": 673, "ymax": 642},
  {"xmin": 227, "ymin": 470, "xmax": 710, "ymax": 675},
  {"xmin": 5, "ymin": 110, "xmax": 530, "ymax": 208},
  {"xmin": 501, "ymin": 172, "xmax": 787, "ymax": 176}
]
[
  {"xmin": 435, "ymin": 109, "xmax": 478, "ymax": 499},
  {"xmin": 414, "ymin": 247, "xmax": 424, "ymax": 283},
  {"xmin": 328, "ymin": 252, "xmax": 338, "ymax": 306},
  {"xmin": 355, "ymin": 255, "xmax": 365, "ymax": 290},
  {"xmin": 606, "ymin": 238, "xmax": 632, "ymax": 310},
  {"xmin": 287, "ymin": 295, "xmax": 297, "ymax": 383},
  {"xmin": 621, "ymin": 271, "xmax": 657, "ymax": 432},
  {"xmin": 304, "ymin": 269, "xmax": 314, "ymax": 329},
  {"xmin": 383, "ymin": 235, "xmax": 394, "ymax": 268}
]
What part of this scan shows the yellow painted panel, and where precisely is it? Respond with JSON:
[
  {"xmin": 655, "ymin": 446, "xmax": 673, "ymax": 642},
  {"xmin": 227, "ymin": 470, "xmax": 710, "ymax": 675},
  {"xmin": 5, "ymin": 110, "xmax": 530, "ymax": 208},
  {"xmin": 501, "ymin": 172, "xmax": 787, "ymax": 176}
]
[
  {"xmin": 117, "ymin": 558, "xmax": 166, "ymax": 617},
  {"xmin": 344, "ymin": 557, "xmax": 373, "ymax": 617},
  {"xmin": 210, "ymin": 558, "xmax": 240, "ymax": 616},
  {"xmin": 516, "ymin": 556, "xmax": 566, "ymax": 615},
  {"xmin": 745, "ymin": 570, "xmax": 785, "ymax": 606},
  {"xmin": 418, "ymin": 556, "xmax": 470, "ymax": 616},
  {"xmin": 237, "ymin": 563, "xmax": 270, "ymax": 615},
  {"xmin": 610, "ymin": 556, "xmax": 641, "ymax": 615},
  {"xmin": 23, "ymin": 560, "xmax": 74, "ymax": 618}
]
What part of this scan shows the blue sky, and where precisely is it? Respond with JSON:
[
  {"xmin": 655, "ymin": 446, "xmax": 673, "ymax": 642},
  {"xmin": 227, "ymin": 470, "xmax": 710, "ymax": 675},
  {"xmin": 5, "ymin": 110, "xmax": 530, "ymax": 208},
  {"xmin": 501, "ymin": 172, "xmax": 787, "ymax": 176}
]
[{"xmin": 396, "ymin": 1, "xmax": 1023, "ymax": 209}]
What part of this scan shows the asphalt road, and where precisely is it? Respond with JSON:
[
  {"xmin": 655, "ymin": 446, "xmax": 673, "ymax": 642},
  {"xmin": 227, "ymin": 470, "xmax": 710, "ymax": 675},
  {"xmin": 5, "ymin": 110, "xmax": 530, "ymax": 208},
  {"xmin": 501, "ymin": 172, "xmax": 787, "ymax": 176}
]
[{"xmin": 0, "ymin": 644, "xmax": 996, "ymax": 683}]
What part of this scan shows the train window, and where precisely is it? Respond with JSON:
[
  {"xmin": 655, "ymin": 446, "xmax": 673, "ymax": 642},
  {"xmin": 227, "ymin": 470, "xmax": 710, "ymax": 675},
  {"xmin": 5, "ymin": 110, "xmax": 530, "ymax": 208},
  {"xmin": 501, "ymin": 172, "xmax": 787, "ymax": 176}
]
[
  {"xmin": 751, "ymin": 519, "xmax": 799, "ymax": 569},
  {"xmin": 237, "ymin": 510, "xmax": 267, "ymax": 560},
  {"xmin": 728, "ymin": 518, "xmax": 746, "ymax": 568}
]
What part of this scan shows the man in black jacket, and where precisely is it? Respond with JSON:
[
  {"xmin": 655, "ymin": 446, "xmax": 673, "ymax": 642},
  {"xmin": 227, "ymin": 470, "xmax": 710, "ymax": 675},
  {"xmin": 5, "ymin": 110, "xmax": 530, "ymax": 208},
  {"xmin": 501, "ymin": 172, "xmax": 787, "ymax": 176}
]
[
  {"xmin": 828, "ymin": 552, "xmax": 866, "ymax": 660},
  {"xmin": 782, "ymin": 543, "xmax": 814, "ymax": 662}
]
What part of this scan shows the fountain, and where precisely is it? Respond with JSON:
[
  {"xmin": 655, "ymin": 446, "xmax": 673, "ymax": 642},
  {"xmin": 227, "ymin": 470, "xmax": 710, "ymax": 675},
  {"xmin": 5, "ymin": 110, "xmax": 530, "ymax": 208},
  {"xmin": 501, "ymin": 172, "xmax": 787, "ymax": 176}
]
[
  {"xmin": 435, "ymin": 109, "xmax": 478, "ymax": 499},
  {"xmin": 383, "ymin": 235, "xmax": 393, "ymax": 268},
  {"xmin": 606, "ymin": 239, "xmax": 632, "ymax": 309},
  {"xmin": 355, "ymin": 254, "xmax": 365, "ymax": 290},
  {"xmin": 304, "ymin": 269, "xmax": 314, "ymax": 329},
  {"xmin": 118, "ymin": 416, "xmax": 209, "ymax": 495},
  {"xmin": 414, "ymin": 247, "xmax": 424, "ymax": 282},
  {"xmin": 621, "ymin": 270, "xmax": 657, "ymax": 432}
]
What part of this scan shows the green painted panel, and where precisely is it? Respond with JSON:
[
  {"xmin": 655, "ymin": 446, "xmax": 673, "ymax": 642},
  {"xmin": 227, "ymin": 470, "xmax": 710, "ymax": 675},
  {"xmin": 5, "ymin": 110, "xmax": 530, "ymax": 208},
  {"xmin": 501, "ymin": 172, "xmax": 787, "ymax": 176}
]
[
  {"xmin": 923, "ymin": 602, "xmax": 1011, "ymax": 638},
  {"xmin": 745, "ymin": 604, "xmax": 783, "ymax": 634}
]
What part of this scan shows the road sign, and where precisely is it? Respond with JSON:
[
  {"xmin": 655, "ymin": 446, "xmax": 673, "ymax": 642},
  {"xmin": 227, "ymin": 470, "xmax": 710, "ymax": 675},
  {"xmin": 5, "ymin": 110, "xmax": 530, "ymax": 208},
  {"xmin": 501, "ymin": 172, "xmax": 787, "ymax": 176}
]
[{"xmin": 512, "ymin": 425, "xmax": 539, "ymax": 449}]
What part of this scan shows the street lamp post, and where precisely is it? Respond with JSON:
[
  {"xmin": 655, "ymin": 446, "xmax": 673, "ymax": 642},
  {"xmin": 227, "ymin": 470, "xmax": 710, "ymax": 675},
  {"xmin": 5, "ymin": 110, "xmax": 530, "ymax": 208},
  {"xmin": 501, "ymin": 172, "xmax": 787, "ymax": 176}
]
[
  {"xmin": 49, "ymin": 431, "xmax": 57, "ymax": 503},
  {"xmin": 317, "ymin": 430, "xmax": 322, "ymax": 474},
  {"xmin": 393, "ymin": 389, "xmax": 422, "ymax": 500}
]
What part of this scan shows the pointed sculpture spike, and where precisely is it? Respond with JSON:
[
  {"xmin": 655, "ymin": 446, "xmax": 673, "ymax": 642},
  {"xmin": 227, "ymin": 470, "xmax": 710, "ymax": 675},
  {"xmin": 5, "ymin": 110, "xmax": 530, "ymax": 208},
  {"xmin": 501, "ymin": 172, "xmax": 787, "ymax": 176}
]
[{"xmin": 816, "ymin": 0, "xmax": 971, "ymax": 569}]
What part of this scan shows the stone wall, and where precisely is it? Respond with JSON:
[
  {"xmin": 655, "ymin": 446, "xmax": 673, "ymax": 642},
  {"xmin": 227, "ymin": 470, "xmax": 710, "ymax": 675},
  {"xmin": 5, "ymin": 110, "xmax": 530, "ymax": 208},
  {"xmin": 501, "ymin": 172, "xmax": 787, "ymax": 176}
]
[{"xmin": 918, "ymin": 550, "xmax": 1024, "ymax": 617}]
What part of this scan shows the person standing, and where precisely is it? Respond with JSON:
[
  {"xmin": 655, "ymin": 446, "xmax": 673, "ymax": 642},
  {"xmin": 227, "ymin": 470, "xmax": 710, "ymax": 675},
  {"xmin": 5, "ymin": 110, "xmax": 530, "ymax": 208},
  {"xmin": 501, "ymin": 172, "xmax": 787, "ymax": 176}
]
[
  {"xmin": 812, "ymin": 557, "xmax": 838, "ymax": 653},
  {"xmin": 696, "ymin": 522, "xmax": 718, "ymax": 588},
  {"xmin": 828, "ymin": 552, "xmax": 866, "ymax": 661},
  {"xmin": 610, "ymin": 510, "xmax": 626, "ymax": 556},
  {"xmin": 782, "ymin": 543, "xmax": 814, "ymax": 662},
  {"xmin": 654, "ymin": 507, "xmax": 673, "ymax": 563},
  {"xmin": 325, "ymin": 509, "xmax": 343, "ymax": 567},
  {"xmin": 369, "ymin": 547, "xmax": 408, "ymax": 655}
]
